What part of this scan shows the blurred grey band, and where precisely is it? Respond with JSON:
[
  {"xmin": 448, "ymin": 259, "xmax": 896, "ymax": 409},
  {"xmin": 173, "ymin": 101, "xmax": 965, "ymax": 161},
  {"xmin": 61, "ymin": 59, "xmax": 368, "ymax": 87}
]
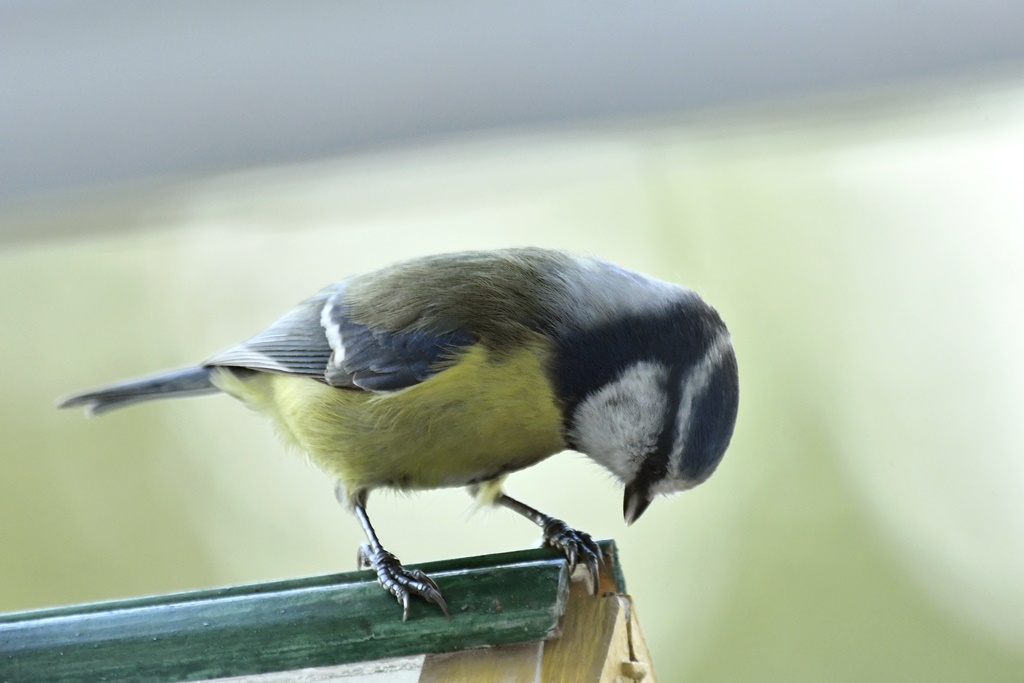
[{"xmin": 2, "ymin": 0, "xmax": 1023, "ymax": 210}]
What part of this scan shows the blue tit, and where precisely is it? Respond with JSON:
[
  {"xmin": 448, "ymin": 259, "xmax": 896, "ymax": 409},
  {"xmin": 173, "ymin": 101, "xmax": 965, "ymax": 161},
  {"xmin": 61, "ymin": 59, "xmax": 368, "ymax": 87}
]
[{"xmin": 60, "ymin": 247, "xmax": 739, "ymax": 620}]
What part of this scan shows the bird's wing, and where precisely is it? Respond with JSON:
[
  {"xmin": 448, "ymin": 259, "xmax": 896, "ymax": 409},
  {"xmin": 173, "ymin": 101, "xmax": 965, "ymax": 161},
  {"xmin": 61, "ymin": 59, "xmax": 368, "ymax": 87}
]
[
  {"xmin": 205, "ymin": 290, "xmax": 335, "ymax": 379},
  {"xmin": 206, "ymin": 284, "xmax": 475, "ymax": 393},
  {"xmin": 321, "ymin": 289, "xmax": 476, "ymax": 392}
]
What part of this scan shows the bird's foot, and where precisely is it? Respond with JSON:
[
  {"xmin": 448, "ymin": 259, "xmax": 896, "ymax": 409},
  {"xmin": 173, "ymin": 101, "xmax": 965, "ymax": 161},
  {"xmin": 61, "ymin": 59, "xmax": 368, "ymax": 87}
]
[
  {"xmin": 541, "ymin": 518, "xmax": 602, "ymax": 594},
  {"xmin": 358, "ymin": 543, "xmax": 450, "ymax": 621}
]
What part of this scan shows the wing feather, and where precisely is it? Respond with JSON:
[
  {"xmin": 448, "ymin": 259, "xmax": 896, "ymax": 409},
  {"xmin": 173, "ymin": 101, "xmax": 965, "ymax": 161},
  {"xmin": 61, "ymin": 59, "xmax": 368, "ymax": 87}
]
[
  {"xmin": 323, "ymin": 293, "xmax": 475, "ymax": 391},
  {"xmin": 205, "ymin": 290, "xmax": 334, "ymax": 379},
  {"xmin": 206, "ymin": 283, "xmax": 475, "ymax": 393}
]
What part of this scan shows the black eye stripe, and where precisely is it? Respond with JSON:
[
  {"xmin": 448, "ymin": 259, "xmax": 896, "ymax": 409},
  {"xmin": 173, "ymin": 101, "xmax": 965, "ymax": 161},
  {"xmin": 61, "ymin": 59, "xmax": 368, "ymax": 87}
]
[
  {"xmin": 632, "ymin": 366, "xmax": 684, "ymax": 493},
  {"xmin": 552, "ymin": 298, "xmax": 724, "ymax": 433}
]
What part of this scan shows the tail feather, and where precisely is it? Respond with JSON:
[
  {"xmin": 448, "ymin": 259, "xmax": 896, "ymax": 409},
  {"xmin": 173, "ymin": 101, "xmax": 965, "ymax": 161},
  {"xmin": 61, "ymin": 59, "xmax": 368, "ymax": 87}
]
[{"xmin": 58, "ymin": 366, "xmax": 218, "ymax": 416}]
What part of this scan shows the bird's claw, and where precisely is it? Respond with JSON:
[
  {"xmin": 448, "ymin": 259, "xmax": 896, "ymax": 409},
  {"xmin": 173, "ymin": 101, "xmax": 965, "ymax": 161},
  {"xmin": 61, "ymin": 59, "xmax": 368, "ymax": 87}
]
[
  {"xmin": 541, "ymin": 519, "xmax": 603, "ymax": 594},
  {"xmin": 358, "ymin": 543, "xmax": 450, "ymax": 621}
]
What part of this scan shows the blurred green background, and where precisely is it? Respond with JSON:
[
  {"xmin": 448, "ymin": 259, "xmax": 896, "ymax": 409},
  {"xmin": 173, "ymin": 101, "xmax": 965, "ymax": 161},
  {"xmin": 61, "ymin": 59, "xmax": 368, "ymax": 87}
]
[{"xmin": 3, "ymin": 81, "xmax": 1024, "ymax": 681}]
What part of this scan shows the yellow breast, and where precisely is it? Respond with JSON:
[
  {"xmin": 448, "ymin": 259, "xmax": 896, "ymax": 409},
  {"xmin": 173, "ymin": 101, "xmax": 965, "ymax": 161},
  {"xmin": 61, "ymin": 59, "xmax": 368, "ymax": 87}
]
[{"xmin": 212, "ymin": 342, "xmax": 566, "ymax": 500}]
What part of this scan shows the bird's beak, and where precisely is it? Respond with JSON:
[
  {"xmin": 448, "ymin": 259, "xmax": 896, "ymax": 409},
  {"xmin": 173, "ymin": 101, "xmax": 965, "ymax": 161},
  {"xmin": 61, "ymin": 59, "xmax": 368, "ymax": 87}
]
[{"xmin": 623, "ymin": 480, "xmax": 653, "ymax": 526}]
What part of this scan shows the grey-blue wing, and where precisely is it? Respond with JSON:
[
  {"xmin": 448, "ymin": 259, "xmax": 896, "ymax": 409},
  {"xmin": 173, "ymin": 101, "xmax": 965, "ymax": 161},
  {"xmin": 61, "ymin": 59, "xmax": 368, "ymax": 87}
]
[
  {"xmin": 205, "ymin": 288, "xmax": 335, "ymax": 380},
  {"xmin": 207, "ymin": 284, "xmax": 475, "ymax": 393},
  {"xmin": 322, "ymin": 294, "xmax": 475, "ymax": 391}
]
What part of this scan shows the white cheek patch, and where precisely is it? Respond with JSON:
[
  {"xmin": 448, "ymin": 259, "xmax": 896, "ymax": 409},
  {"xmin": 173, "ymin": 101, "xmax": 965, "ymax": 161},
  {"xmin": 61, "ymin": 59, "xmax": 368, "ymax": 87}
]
[{"xmin": 569, "ymin": 361, "xmax": 668, "ymax": 482}]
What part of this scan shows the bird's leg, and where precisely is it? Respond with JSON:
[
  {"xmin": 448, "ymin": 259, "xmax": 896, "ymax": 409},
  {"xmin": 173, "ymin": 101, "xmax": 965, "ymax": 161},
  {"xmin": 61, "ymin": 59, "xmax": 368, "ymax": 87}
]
[
  {"xmin": 495, "ymin": 493, "xmax": 602, "ymax": 594},
  {"xmin": 349, "ymin": 491, "xmax": 450, "ymax": 621}
]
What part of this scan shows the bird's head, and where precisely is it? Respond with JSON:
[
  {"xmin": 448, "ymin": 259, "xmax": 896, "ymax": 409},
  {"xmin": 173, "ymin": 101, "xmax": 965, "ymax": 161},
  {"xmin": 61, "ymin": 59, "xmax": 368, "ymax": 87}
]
[{"xmin": 553, "ymin": 282, "xmax": 739, "ymax": 525}]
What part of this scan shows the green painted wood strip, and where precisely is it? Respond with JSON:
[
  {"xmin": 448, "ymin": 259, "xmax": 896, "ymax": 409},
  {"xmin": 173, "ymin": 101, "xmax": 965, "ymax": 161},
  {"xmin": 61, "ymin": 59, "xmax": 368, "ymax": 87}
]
[{"xmin": 0, "ymin": 541, "xmax": 621, "ymax": 683}]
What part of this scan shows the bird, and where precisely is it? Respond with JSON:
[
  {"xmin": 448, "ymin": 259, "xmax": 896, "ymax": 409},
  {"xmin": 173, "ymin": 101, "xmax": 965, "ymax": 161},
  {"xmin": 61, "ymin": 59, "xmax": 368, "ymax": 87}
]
[{"xmin": 59, "ymin": 247, "xmax": 739, "ymax": 620}]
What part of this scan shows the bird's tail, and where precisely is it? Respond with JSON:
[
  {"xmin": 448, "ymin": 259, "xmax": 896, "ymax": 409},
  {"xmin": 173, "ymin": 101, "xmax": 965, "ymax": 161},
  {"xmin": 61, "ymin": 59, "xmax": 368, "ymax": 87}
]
[{"xmin": 58, "ymin": 366, "xmax": 218, "ymax": 416}]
